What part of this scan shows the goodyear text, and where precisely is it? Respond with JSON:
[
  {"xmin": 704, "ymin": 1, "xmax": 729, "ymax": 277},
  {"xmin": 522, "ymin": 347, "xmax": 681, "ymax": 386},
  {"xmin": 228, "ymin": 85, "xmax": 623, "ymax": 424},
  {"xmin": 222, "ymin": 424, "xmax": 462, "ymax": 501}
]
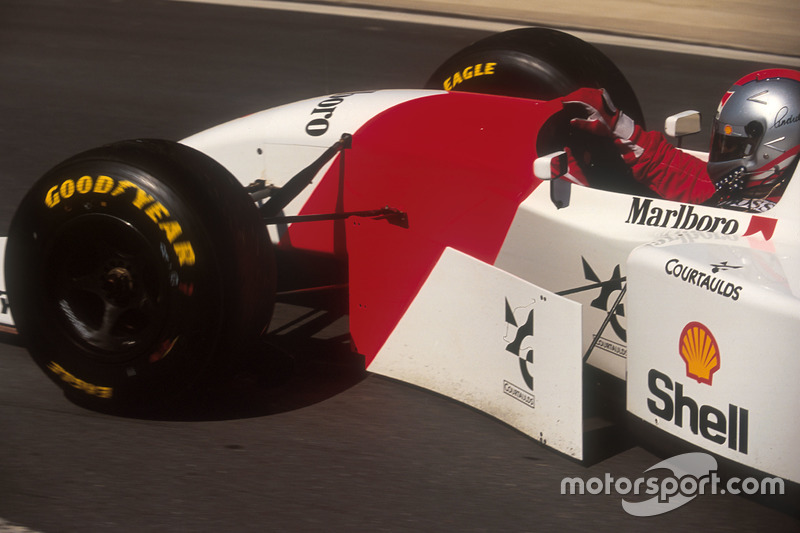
[
  {"xmin": 44, "ymin": 176, "xmax": 195, "ymax": 266},
  {"xmin": 443, "ymin": 63, "xmax": 496, "ymax": 91},
  {"xmin": 48, "ymin": 361, "xmax": 113, "ymax": 399}
]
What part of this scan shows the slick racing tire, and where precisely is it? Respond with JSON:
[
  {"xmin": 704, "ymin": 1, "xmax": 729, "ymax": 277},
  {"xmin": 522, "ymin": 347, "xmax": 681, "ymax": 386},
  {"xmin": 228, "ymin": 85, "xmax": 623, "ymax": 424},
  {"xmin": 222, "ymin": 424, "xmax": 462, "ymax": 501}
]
[
  {"xmin": 5, "ymin": 140, "xmax": 276, "ymax": 411},
  {"xmin": 425, "ymin": 27, "xmax": 644, "ymax": 126}
]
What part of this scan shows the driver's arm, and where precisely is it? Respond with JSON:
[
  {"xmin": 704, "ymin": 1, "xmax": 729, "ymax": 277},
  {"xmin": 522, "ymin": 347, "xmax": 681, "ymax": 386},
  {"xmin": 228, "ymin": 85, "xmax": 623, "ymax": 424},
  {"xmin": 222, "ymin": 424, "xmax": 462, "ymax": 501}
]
[
  {"xmin": 562, "ymin": 87, "xmax": 716, "ymax": 204},
  {"xmin": 619, "ymin": 125, "xmax": 715, "ymax": 204}
]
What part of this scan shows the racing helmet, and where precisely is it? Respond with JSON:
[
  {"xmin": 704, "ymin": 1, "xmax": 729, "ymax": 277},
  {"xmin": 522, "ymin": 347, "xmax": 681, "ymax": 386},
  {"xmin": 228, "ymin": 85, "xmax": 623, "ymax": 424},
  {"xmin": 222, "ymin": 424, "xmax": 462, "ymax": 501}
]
[{"xmin": 707, "ymin": 69, "xmax": 800, "ymax": 185}]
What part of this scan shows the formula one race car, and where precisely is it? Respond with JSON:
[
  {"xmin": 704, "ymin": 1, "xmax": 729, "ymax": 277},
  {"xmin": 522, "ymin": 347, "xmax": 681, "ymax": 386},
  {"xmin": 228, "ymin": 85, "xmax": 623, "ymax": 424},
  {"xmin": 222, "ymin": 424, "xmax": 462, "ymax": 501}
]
[{"xmin": 1, "ymin": 28, "xmax": 798, "ymax": 487}]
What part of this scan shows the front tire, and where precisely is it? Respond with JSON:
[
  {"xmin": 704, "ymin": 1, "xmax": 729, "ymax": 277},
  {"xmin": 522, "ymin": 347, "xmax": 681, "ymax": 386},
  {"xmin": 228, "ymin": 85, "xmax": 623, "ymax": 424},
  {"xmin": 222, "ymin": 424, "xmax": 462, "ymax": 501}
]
[{"xmin": 5, "ymin": 140, "xmax": 276, "ymax": 411}]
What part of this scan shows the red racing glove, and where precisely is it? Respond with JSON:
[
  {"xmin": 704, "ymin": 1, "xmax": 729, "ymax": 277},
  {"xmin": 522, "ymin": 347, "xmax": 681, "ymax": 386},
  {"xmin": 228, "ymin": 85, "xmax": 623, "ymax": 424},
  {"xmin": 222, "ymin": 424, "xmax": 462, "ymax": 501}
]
[
  {"xmin": 560, "ymin": 87, "xmax": 715, "ymax": 204},
  {"xmin": 563, "ymin": 87, "xmax": 636, "ymax": 142},
  {"xmin": 562, "ymin": 87, "xmax": 643, "ymax": 177},
  {"xmin": 562, "ymin": 146, "xmax": 590, "ymax": 186}
]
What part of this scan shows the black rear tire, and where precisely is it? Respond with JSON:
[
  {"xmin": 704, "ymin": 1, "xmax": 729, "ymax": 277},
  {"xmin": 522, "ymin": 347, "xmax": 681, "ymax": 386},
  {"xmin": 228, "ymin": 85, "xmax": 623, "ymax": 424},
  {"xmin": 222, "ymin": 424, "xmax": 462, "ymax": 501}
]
[
  {"xmin": 5, "ymin": 139, "xmax": 276, "ymax": 411},
  {"xmin": 427, "ymin": 28, "xmax": 653, "ymax": 195},
  {"xmin": 426, "ymin": 27, "xmax": 645, "ymax": 127}
]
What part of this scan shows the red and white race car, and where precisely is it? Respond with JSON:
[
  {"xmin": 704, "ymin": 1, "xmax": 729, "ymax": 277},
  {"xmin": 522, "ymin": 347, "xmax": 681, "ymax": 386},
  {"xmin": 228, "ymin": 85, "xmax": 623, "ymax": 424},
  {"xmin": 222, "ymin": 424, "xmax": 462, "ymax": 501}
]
[{"xmin": 1, "ymin": 28, "xmax": 797, "ymax": 487}]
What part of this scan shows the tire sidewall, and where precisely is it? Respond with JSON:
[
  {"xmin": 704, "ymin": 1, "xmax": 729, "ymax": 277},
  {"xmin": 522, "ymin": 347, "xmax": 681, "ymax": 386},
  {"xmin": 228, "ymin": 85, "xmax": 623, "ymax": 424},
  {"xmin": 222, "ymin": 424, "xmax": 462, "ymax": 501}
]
[
  {"xmin": 426, "ymin": 28, "xmax": 645, "ymax": 127},
  {"xmin": 7, "ymin": 145, "xmax": 231, "ymax": 405}
]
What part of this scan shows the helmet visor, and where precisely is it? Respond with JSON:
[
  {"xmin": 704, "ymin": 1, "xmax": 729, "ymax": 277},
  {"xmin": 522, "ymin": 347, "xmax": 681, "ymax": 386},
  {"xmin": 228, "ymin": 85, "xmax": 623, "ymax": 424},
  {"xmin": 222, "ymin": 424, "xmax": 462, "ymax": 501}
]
[{"xmin": 709, "ymin": 121, "xmax": 763, "ymax": 163}]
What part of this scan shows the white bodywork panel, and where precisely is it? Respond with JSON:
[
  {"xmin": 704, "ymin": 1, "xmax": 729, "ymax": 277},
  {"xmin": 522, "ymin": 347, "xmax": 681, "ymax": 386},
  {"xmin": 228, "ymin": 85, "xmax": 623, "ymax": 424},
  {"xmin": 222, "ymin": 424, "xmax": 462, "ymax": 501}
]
[
  {"xmin": 626, "ymin": 239, "xmax": 800, "ymax": 483},
  {"xmin": 182, "ymin": 90, "xmax": 441, "ymax": 192},
  {"xmin": 181, "ymin": 90, "xmax": 441, "ymax": 243},
  {"xmin": 369, "ymin": 247, "xmax": 584, "ymax": 459},
  {"xmin": 494, "ymin": 178, "xmax": 767, "ymax": 380}
]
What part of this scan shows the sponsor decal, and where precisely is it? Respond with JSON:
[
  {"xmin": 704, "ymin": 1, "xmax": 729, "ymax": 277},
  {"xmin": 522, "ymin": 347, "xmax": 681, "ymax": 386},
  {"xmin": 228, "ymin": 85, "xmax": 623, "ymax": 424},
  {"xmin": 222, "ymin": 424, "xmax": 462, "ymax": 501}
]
[
  {"xmin": 647, "ymin": 369, "xmax": 748, "ymax": 454},
  {"xmin": 724, "ymin": 197, "xmax": 776, "ymax": 214},
  {"xmin": 742, "ymin": 215, "xmax": 778, "ymax": 240},
  {"xmin": 442, "ymin": 62, "xmax": 496, "ymax": 91},
  {"xmin": 664, "ymin": 259, "xmax": 743, "ymax": 301},
  {"xmin": 594, "ymin": 336, "xmax": 627, "ymax": 358},
  {"xmin": 709, "ymin": 261, "xmax": 742, "ymax": 273},
  {"xmin": 557, "ymin": 258, "xmax": 627, "ymax": 360},
  {"xmin": 503, "ymin": 298, "xmax": 535, "ymax": 393},
  {"xmin": 304, "ymin": 91, "xmax": 374, "ymax": 137},
  {"xmin": 679, "ymin": 322, "xmax": 720, "ymax": 385},
  {"xmin": 47, "ymin": 361, "xmax": 113, "ymax": 399},
  {"xmin": 503, "ymin": 380, "xmax": 535, "ymax": 409},
  {"xmin": 581, "ymin": 258, "xmax": 626, "ymax": 342},
  {"xmin": 647, "ymin": 323, "xmax": 748, "ymax": 453},
  {"xmin": 44, "ymin": 176, "xmax": 196, "ymax": 266},
  {"xmin": 625, "ymin": 197, "xmax": 739, "ymax": 234}
]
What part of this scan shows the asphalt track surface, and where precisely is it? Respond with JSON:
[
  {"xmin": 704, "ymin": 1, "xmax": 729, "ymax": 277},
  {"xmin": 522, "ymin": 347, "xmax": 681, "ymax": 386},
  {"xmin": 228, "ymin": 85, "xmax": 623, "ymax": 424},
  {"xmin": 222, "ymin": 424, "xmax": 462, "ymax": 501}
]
[{"xmin": 1, "ymin": 1, "xmax": 799, "ymax": 531}]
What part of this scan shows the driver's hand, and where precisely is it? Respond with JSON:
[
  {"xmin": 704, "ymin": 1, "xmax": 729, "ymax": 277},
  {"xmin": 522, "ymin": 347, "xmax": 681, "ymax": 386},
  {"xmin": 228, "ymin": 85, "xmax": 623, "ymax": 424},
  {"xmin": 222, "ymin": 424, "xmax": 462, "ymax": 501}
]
[
  {"xmin": 563, "ymin": 146, "xmax": 590, "ymax": 186},
  {"xmin": 562, "ymin": 87, "xmax": 635, "ymax": 141}
]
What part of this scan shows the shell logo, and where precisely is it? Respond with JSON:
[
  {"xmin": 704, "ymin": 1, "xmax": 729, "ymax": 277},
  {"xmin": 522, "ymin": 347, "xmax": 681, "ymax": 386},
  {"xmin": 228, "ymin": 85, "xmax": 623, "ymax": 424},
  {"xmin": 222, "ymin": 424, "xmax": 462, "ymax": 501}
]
[{"xmin": 679, "ymin": 322, "xmax": 720, "ymax": 385}]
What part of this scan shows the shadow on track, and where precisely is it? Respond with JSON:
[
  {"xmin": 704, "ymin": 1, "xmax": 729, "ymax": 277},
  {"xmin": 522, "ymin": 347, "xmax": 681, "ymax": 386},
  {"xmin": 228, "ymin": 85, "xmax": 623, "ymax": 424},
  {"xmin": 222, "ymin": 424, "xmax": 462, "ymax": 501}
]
[{"xmin": 67, "ymin": 287, "xmax": 368, "ymax": 422}]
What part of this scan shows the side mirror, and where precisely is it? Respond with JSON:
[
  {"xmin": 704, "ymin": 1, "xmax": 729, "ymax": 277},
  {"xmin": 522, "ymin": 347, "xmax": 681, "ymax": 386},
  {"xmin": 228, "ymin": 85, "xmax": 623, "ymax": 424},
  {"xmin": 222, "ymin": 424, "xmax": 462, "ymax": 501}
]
[
  {"xmin": 533, "ymin": 151, "xmax": 571, "ymax": 209},
  {"xmin": 533, "ymin": 150, "xmax": 568, "ymax": 181},
  {"xmin": 664, "ymin": 111, "xmax": 701, "ymax": 147}
]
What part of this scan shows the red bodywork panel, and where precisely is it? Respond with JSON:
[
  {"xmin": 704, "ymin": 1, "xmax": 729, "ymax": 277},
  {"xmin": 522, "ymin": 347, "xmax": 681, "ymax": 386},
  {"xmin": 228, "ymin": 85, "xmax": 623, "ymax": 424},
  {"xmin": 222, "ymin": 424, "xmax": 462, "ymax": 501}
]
[{"xmin": 281, "ymin": 92, "xmax": 563, "ymax": 364}]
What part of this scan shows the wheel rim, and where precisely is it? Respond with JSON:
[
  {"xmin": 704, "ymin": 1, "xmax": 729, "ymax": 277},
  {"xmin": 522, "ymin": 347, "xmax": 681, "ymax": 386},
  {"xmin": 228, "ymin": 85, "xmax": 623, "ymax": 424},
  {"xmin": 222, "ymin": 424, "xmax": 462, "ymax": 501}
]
[{"xmin": 45, "ymin": 214, "xmax": 168, "ymax": 360}]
